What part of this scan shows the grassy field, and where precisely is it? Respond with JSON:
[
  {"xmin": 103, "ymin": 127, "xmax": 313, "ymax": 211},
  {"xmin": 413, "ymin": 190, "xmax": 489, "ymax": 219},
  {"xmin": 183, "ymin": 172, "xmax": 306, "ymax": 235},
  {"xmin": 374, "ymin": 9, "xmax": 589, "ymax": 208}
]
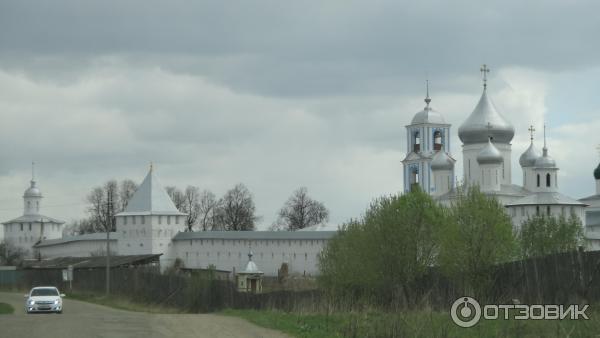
[
  {"xmin": 0, "ymin": 302, "xmax": 15, "ymax": 314},
  {"xmin": 46, "ymin": 291, "xmax": 600, "ymax": 338},
  {"xmin": 222, "ymin": 308, "xmax": 600, "ymax": 338},
  {"xmin": 67, "ymin": 292, "xmax": 181, "ymax": 314}
]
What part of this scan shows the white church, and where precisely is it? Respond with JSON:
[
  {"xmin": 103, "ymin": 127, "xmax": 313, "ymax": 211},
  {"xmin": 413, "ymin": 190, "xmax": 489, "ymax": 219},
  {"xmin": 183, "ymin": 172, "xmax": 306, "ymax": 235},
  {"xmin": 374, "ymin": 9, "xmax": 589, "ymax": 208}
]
[
  {"xmin": 402, "ymin": 65, "xmax": 599, "ymax": 249},
  {"xmin": 3, "ymin": 64, "xmax": 600, "ymax": 273}
]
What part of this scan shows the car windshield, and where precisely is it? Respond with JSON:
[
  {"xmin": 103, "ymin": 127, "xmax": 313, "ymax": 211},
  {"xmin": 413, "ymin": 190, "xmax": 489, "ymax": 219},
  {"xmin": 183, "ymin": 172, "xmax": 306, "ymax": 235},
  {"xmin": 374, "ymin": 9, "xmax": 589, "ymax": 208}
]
[{"xmin": 31, "ymin": 288, "xmax": 59, "ymax": 297}]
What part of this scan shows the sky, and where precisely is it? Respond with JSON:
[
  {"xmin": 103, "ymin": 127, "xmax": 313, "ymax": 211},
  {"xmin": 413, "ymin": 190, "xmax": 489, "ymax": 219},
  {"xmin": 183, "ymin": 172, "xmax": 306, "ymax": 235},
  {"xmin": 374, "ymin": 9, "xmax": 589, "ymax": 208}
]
[{"xmin": 1, "ymin": 0, "xmax": 600, "ymax": 229}]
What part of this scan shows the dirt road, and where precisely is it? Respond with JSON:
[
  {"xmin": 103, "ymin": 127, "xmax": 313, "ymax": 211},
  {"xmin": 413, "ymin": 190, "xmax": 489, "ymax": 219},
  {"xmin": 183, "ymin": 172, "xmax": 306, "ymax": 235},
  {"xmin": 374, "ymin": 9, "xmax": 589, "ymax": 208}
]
[{"xmin": 0, "ymin": 292, "xmax": 290, "ymax": 338}]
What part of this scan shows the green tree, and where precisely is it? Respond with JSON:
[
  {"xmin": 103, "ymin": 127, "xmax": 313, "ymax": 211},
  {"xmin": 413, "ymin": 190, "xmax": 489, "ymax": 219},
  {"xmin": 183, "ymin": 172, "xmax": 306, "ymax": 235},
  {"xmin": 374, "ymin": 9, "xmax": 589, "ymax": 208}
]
[
  {"xmin": 519, "ymin": 213, "xmax": 583, "ymax": 258},
  {"xmin": 438, "ymin": 185, "xmax": 517, "ymax": 296},
  {"xmin": 0, "ymin": 241, "xmax": 27, "ymax": 266},
  {"xmin": 319, "ymin": 188, "xmax": 447, "ymax": 306}
]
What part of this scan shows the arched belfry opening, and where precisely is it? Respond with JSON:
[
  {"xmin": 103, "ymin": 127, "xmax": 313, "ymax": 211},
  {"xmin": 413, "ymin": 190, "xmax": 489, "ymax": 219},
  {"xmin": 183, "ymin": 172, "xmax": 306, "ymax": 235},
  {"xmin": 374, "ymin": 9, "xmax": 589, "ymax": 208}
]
[
  {"xmin": 537, "ymin": 174, "xmax": 540, "ymax": 187},
  {"xmin": 410, "ymin": 168, "xmax": 419, "ymax": 191},
  {"xmin": 433, "ymin": 130, "xmax": 442, "ymax": 150},
  {"xmin": 413, "ymin": 131, "xmax": 420, "ymax": 152},
  {"xmin": 546, "ymin": 173, "xmax": 551, "ymax": 187}
]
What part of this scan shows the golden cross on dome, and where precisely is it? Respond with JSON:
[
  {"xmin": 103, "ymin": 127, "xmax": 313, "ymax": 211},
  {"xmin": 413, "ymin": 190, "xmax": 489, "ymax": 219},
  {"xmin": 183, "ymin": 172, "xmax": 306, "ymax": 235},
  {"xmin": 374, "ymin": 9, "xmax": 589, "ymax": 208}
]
[
  {"xmin": 528, "ymin": 125, "xmax": 536, "ymax": 141},
  {"xmin": 480, "ymin": 64, "xmax": 490, "ymax": 89}
]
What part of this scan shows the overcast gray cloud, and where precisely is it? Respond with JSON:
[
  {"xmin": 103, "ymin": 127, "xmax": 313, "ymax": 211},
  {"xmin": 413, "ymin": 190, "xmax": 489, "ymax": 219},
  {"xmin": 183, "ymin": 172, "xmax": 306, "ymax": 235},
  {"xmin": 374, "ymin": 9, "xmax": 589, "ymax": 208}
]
[{"xmin": 0, "ymin": 1, "xmax": 599, "ymax": 228}]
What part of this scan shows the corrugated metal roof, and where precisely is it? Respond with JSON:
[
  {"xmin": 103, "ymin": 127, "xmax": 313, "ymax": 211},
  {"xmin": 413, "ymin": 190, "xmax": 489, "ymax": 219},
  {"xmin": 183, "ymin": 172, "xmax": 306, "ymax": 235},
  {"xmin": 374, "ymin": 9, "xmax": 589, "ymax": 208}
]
[
  {"xmin": 34, "ymin": 232, "xmax": 119, "ymax": 248},
  {"xmin": 173, "ymin": 230, "xmax": 336, "ymax": 241},
  {"xmin": 21, "ymin": 254, "xmax": 161, "ymax": 269}
]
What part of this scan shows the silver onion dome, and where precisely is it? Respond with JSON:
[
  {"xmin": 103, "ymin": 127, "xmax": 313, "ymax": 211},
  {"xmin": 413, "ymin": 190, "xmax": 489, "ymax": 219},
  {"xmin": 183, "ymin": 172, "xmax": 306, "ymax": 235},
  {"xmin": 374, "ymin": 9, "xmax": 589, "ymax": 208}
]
[
  {"xmin": 431, "ymin": 150, "xmax": 454, "ymax": 171},
  {"xmin": 24, "ymin": 180, "xmax": 42, "ymax": 198},
  {"xmin": 519, "ymin": 141, "xmax": 541, "ymax": 167},
  {"xmin": 477, "ymin": 138, "xmax": 504, "ymax": 165},
  {"xmin": 534, "ymin": 148, "xmax": 556, "ymax": 168},
  {"xmin": 458, "ymin": 90, "xmax": 515, "ymax": 145}
]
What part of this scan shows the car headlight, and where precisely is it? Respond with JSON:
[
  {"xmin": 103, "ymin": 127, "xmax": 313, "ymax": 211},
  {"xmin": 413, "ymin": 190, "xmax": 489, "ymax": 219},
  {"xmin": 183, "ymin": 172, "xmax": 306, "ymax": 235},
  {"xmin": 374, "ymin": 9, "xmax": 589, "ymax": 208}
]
[
  {"xmin": 28, "ymin": 299, "xmax": 35, "ymax": 306},
  {"xmin": 54, "ymin": 299, "xmax": 60, "ymax": 305}
]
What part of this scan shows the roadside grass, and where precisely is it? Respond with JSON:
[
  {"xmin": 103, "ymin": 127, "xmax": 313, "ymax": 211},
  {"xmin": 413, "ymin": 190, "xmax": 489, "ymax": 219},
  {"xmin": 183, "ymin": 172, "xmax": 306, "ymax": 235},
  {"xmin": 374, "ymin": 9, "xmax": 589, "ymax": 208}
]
[
  {"xmin": 0, "ymin": 302, "xmax": 15, "ymax": 314},
  {"xmin": 221, "ymin": 308, "xmax": 600, "ymax": 338},
  {"xmin": 67, "ymin": 292, "xmax": 182, "ymax": 314}
]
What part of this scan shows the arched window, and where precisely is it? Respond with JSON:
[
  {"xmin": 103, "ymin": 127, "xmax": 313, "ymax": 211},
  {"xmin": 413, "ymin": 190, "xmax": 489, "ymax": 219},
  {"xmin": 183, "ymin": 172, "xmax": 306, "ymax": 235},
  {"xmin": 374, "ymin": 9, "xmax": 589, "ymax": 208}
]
[
  {"xmin": 537, "ymin": 174, "xmax": 540, "ymax": 187},
  {"xmin": 547, "ymin": 206, "xmax": 551, "ymax": 215},
  {"xmin": 546, "ymin": 173, "xmax": 551, "ymax": 187},
  {"xmin": 410, "ymin": 168, "xmax": 419, "ymax": 191},
  {"xmin": 413, "ymin": 131, "xmax": 420, "ymax": 152},
  {"xmin": 433, "ymin": 130, "xmax": 442, "ymax": 150}
]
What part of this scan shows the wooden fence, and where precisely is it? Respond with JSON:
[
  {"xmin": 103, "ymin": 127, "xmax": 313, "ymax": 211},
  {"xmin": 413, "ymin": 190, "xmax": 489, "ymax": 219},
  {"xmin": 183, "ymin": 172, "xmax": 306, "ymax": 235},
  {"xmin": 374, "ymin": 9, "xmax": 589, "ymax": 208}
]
[{"xmin": 2, "ymin": 249, "xmax": 600, "ymax": 312}]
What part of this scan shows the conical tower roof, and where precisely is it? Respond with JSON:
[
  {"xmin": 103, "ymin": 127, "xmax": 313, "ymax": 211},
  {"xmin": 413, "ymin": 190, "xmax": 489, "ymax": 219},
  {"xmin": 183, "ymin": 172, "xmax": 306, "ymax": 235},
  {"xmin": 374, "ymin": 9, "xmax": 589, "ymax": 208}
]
[{"xmin": 119, "ymin": 166, "xmax": 186, "ymax": 215}]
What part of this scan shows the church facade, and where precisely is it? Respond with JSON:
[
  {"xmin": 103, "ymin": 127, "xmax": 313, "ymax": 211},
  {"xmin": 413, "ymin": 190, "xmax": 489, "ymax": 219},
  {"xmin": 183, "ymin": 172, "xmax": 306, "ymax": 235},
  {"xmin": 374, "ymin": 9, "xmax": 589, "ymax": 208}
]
[{"xmin": 402, "ymin": 65, "xmax": 591, "ymax": 247}]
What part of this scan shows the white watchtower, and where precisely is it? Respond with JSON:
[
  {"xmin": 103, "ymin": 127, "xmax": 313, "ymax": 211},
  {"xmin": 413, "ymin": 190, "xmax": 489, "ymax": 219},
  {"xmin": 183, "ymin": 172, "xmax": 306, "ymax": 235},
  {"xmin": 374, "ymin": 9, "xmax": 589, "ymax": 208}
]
[{"xmin": 115, "ymin": 165, "xmax": 187, "ymax": 267}]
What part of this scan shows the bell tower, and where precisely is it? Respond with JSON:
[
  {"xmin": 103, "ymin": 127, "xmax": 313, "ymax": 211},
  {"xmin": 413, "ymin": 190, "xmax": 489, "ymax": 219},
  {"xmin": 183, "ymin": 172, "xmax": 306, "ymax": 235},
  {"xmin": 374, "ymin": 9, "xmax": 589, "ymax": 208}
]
[{"xmin": 402, "ymin": 81, "xmax": 453, "ymax": 194}]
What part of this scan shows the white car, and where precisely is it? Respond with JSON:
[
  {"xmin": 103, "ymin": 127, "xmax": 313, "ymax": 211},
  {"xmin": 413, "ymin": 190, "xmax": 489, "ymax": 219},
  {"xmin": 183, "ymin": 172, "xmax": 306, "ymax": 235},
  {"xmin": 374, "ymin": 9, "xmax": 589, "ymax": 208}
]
[{"xmin": 24, "ymin": 286, "xmax": 65, "ymax": 314}]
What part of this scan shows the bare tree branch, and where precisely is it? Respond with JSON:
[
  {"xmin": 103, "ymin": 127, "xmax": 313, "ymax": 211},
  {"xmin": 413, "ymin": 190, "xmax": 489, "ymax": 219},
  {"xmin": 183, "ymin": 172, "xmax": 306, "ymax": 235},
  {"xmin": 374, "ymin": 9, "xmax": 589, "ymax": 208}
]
[
  {"xmin": 276, "ymin": 187, "xmax": 329, "ymax": 231},
  {"xmin": 215, "ymin": 183, "xmax": 258, "ymax": 231}
]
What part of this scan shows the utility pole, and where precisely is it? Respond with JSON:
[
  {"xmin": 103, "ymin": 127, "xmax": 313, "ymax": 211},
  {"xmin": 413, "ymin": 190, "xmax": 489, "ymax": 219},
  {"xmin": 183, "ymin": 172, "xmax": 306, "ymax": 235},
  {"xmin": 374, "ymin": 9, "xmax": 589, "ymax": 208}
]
[{"xmin": 105, "ymin": 190, "xmax": 114, "ymax": 297}]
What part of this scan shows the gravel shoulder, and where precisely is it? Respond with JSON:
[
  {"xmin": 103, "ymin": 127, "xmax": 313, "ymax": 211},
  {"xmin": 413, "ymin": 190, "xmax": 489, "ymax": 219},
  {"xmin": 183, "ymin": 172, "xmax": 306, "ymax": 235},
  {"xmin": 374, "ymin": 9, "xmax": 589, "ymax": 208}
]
[{"xmin": 0, "ymin": 292, "xmax": 290, "ymax": 338}]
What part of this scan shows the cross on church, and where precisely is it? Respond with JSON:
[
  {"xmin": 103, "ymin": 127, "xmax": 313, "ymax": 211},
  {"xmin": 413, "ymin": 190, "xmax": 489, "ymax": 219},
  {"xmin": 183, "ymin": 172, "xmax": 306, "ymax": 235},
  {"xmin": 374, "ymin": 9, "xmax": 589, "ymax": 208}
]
[
  {"xmin": 424, "ymin": 79, "xmax": 431, "ymax": 107},
  {"xmin": 528, "ymin": 125, "xmax": 536, "ymax": 141},
  {"xmin": 596, "ymin": 144, "xmax": 600, "ymax": 159},
  {"xmin": 486, "ymin": 122, "xmax": 493, "ymax": 140},
  {"xmin": 481, "ymin": 64, "xmax": 490, "ymax": 89}
]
